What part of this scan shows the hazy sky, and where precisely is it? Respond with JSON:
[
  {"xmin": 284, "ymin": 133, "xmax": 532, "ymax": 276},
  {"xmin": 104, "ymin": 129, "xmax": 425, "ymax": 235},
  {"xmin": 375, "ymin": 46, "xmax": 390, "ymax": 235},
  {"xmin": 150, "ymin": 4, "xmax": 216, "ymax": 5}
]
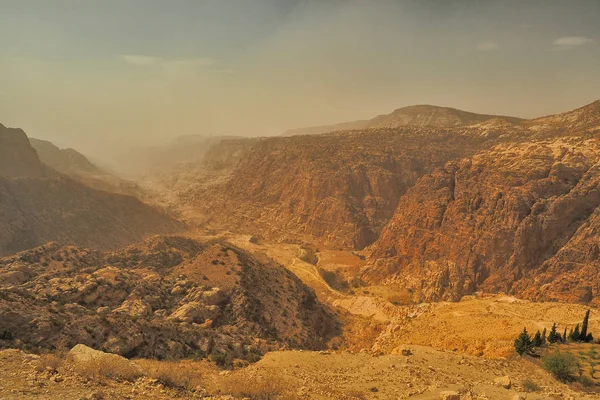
[{"xmin": 1, "ymin": 0, "xmax": 599, "ymax": 154}]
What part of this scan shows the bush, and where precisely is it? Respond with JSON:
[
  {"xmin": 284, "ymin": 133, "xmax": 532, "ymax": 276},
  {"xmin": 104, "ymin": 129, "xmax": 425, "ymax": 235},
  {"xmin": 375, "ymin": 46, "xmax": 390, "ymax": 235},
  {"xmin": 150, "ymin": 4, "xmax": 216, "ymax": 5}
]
[
  {"xmin": 578, "ymin": 375, "xmax": 595, "ymax": 388},
  {"xmin": 37, "ymin": 353, "xmax": 62, "ymax": 372},
  {"xmin": 522, "ymin": 378, "xmax": 540, "ymax": 392},
  {"xmin": 143, "ymin": 360, "xmax": 202, "ymax": 390},
  {"xmin": 543, "ymin": 351, "xmax": 580, "ymax": 383},
  {"xmin": 212, "ymin": 373, "xmax": 297, "ymax": 400}
]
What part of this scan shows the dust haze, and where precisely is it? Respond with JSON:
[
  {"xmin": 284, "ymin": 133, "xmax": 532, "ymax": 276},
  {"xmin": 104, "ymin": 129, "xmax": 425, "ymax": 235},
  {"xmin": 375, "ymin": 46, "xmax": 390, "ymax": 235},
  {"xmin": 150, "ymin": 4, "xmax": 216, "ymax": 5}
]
[{"xmin": 1, "ymin": 0, "xmax": 599, "ymax": 163}]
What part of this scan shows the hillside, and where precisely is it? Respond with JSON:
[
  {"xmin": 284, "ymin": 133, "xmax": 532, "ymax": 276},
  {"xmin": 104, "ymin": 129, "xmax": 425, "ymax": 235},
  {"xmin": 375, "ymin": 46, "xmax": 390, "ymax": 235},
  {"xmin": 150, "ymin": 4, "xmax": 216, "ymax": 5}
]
[
  {"xmin": 174, "ymin": 126, "xmax": 526, "ymax": 249},
  {"xmin": 0, "ymin": 123, "xmax": 185, "ymax": 256},
  {"xmin": 0, "ymin": 236, "xmax": 338, "ymax": 360},
  {"xmin": 362, "ymin": 135, "xmax": 600, "ymax": 304},
  {"xmin": 282, "ymin": 105, "xmax": 524, "ymax": 136},
  {"xmin": 30, "ymin": 138, "xmax": 143, "ymax": 196},
  {"xmin": 29, "ymin": 138, "xmax": 102, "ymax": 175}
]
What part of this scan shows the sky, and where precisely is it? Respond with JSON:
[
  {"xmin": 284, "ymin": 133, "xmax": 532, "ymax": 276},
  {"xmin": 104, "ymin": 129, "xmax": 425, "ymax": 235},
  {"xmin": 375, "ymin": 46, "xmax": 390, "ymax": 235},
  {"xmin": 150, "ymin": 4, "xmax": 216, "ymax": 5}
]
[{"xmin": 0, "ymin": 0, "xmax": 599, "ymax": 155}]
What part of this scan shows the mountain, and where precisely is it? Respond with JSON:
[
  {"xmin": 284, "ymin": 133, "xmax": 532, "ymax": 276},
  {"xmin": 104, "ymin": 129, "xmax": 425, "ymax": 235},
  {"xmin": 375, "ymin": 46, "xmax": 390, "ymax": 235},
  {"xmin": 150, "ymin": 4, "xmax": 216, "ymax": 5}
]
[
  {"xmin": 29, "ymin": 138, "xmax": 143, "ymax": 196},
  {"xmin": 361, "ymin": 110, "xmax": 600, "ymax": 304},
  {"xmin": 525, "ymin": 100, "xmax": 600, "ymax": 136},
  {"xmin": 282, "ymin": 105, "xmax": 525, "ymax": 136},
  {"xmin": 0, "ymin": 124, "xmax": 46, "ymax": 178},
  {"xmin": 29, "ymin": 138, "xmax": 102, "ymax": 175},
  {"xmin": 0, "ymin": 236, "xmax": 338, "ymax": 361},
  {"xmin": 167, "ymin": 124, "xmax": 530, "ymax": 249},
  {"xmin": 0, "ymin": 123, "xmax": 185, "ymax": 256}
]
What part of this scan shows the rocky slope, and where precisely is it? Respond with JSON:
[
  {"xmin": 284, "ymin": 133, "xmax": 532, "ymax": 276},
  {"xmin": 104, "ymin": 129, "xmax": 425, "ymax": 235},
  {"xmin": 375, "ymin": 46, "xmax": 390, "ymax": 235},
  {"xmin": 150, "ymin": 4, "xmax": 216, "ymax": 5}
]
[
  {"xmin": 0, "ymin": 123, "xmax": 184, "ymax": 256},
  {"xmin": 171, "ymin": 125, "xmax": 532, "ymax": 249},
  {"xmin": 0, "ymin": 236, "xmax": 338, "ymax": 362},
  {"xmin": 282, "ymin": 105, "xmax": 524, "ymax": 136},
  {"xmin": 362, "ymin": 136, "xmax": 600, "ymax": 304}
]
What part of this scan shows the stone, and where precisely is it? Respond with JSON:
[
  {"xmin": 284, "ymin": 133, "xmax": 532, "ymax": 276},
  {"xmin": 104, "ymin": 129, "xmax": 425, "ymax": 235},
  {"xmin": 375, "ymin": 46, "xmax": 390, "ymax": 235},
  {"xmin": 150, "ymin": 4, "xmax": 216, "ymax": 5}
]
[
  {"xmin": 439, "ymin": 391, "xmax": 461, "ymax": 400},
  {"xmin": 493, "ymin": 375, "xmax": 511, "ymax": 389},
  {"xmin": 66, "ymin": 344, "xmax": 141, "ymax": 376}
]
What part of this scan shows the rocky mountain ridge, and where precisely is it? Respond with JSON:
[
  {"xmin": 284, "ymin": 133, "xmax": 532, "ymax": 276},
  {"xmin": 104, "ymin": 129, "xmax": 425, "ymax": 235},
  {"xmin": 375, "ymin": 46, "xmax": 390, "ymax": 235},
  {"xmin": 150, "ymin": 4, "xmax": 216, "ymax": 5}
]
[
  {"xmin": 282, "ymin": 104, "xmax": 525, "ymax": 136},
  {"xmin": 0, "ymin": 123, "xmax": 185, "ymax": 256}
]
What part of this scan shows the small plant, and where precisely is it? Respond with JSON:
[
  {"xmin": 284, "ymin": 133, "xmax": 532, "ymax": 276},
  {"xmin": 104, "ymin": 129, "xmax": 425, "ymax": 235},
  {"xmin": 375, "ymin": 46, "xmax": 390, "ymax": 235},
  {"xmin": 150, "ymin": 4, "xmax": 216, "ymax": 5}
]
[
  {"xmin": 543, "ymin": 351, "xmax": 580, "ymax": 383},
  {"xmin": 522, "ymin": 378, "xmax": 540, "ymax": 392},
  {"xmin": 578, "ymin": 375, "xmax": 595, "ymax": 388},
  {"xmin": 37, "ymin": 353, "xmax": 62, "ymax": 372}
]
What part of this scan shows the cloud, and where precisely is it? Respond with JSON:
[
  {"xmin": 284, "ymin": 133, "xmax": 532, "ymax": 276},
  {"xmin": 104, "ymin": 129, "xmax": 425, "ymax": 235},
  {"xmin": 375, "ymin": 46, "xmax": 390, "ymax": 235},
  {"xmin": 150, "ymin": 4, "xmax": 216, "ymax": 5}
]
[
  {"xmin": 553, "ymin": 36, "xmax": 594, "ymax": 48},
  {"xmin": 121, "ymin": 55, "xmax": 160, "ymax": 65},
  {"xmin": 477, "ymin": 42, "xmax": 499, "ymax": 51},
  {"xmin": 120, "ymin": 55, "xmax": 215, "ymax": 69}
]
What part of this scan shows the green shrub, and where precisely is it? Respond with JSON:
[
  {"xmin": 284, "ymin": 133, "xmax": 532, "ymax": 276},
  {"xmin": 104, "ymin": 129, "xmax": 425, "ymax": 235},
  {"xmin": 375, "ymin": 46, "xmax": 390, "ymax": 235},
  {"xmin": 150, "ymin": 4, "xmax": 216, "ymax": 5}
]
[
  {"xmin": 578, "ymin": 375, "xmax": 595, "ymax": 388},
  {"xmin": 543, "ymin": 351, "xmax": 580, "ymax": 382},
  {"xmin": 522, "ymin": 378, "xmax": 540, "ymax": 392}
]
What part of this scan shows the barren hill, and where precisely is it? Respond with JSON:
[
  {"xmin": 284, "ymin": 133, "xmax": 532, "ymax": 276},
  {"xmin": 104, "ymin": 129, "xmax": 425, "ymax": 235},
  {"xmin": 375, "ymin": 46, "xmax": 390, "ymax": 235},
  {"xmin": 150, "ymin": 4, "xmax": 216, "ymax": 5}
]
[
  {"xmin": 0, "ymin": 124, "xmax": 185, "ymax": 256},
  {"xmin": 30, "ymin": 137, "xmax": 143, "ymax": 196},
  {"xmin": 29, "ymin": 138, "xmax": 102, "ymax": 175},
  {"xmin": 0, "ymin": 236, "xmax": 338, "ymax": 361},
  {"xmin": 282, "ymin": 105, "xmax": 524, "ymax": 136}
]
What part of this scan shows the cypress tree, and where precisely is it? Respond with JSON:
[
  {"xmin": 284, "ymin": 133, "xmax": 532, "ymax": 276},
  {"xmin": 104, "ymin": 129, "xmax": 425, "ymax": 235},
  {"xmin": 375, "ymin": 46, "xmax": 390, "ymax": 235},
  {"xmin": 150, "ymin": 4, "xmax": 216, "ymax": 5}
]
[
  {"xmin": 541, "ymin": 327, "xmax": 547, "ymax": 345},
  {"xmin": 581, "ymin": 310, "xmax": 591, "ymax": 342},
  {"xmin": 548, "ymin": 323, "xmax": 559, "ymax": 343},
  {"xmin": 563, "ymin": 328, "xmax": 568, "ymax": 342},
  {"xmin": 514, "ymin": 327, "xmax": 533, "ymax": 356},
  {"xmin": 532, "ymin": 330, "xmax": 543, "ymax": 347},
  {"xmin": 568, "ymin": 325, "xmax": 580, "ymax": 342}
]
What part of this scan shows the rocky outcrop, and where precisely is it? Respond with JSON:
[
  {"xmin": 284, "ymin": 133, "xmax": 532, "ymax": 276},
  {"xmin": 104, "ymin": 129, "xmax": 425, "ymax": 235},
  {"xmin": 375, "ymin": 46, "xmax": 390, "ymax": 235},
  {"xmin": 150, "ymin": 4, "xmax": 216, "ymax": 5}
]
[
  {"xmin": 363, "ymin": 137, "xmax": 600, "ymax": 304},
  {"xmin": 0, "ymin": 236, "xmax": 339, "ymax": 362}
]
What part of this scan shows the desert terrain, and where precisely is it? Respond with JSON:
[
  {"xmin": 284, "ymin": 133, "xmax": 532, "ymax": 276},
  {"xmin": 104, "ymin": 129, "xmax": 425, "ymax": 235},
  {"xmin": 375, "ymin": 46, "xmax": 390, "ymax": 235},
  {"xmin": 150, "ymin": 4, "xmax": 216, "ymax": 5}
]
[{"xmin": 2, "ymin": 99, "xmax": 600, "ymax": 400}]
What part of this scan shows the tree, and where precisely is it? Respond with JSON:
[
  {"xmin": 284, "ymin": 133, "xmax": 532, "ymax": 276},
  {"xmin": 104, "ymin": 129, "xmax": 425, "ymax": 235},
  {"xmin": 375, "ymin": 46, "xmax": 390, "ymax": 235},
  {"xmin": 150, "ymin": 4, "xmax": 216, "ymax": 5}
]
[
  {"xmin": 515, "ymin": 327, "xmax": 534, "ymax": 356},
  {"xmin": 541, "ymin": 327, "xmax": 547, "ymax": 345},
  {"xmin": 581, "ymin": 310, "xmax": 591, "ymax": 342},
  {"xmin": 548, "ymin": 323, "xmax": 560, "ymax": 344},
  {"xmin": 562, "ymin": 328, "xmax": 568, "ymax": 342},
  {"xmin": 532, "ymin": 330, "xmax": 543, "ymax": 347},
  {"xmin": 569, "ymin": 324, "xmax": 581, "ymax": 342}
]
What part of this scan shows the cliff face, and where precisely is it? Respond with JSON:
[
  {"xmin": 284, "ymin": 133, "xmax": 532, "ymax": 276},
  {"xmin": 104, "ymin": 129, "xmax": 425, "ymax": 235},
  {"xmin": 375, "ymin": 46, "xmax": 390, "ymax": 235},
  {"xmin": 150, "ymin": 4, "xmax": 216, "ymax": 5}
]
[
  {"xmin": 184, "ymin": 126, "xmax": 526, "ymax": 249},
  {"xmin": 363, "ymin": 137, "xmax": 600, "ymax": 304},
  {"xmin": 0, "ymin": 124, "xmax": 185, "ymax": 256}
]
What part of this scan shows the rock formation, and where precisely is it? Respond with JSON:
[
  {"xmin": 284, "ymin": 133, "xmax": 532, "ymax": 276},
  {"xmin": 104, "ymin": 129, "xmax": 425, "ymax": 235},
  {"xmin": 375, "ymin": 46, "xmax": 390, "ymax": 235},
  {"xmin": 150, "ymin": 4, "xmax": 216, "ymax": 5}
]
[
  {"xmin": 363, "ymin": 136, "xmax": 600, "ymax": 304},
  {"xmin": 0, "ymin": 236, "xmax": 339, "ymax": 362}
]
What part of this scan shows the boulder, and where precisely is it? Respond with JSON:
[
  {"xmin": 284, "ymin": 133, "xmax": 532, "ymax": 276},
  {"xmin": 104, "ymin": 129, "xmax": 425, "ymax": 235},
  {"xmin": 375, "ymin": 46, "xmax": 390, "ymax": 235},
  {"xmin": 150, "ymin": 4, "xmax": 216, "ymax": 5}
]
[
  {"xmin": 493, "ymin": 375, "xmax": 511, "ymax": 389},
  {"xmin": 200, "ymin": 288, "xmax": 227, "ymax": 306},
  {"xmin": 112, "ymin": 299, "xmax": 152, "ymax": 317},
  {"xmin": 169, "ymin": 302, "xmax": 219, "ymax": 323},
  {"xmin": 439, "ymin": 391, "xmax": 461, "ymax": 400},
  {"xmin": 66, "ymin": 344, "xmax": 141, "ymax": 376}
]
